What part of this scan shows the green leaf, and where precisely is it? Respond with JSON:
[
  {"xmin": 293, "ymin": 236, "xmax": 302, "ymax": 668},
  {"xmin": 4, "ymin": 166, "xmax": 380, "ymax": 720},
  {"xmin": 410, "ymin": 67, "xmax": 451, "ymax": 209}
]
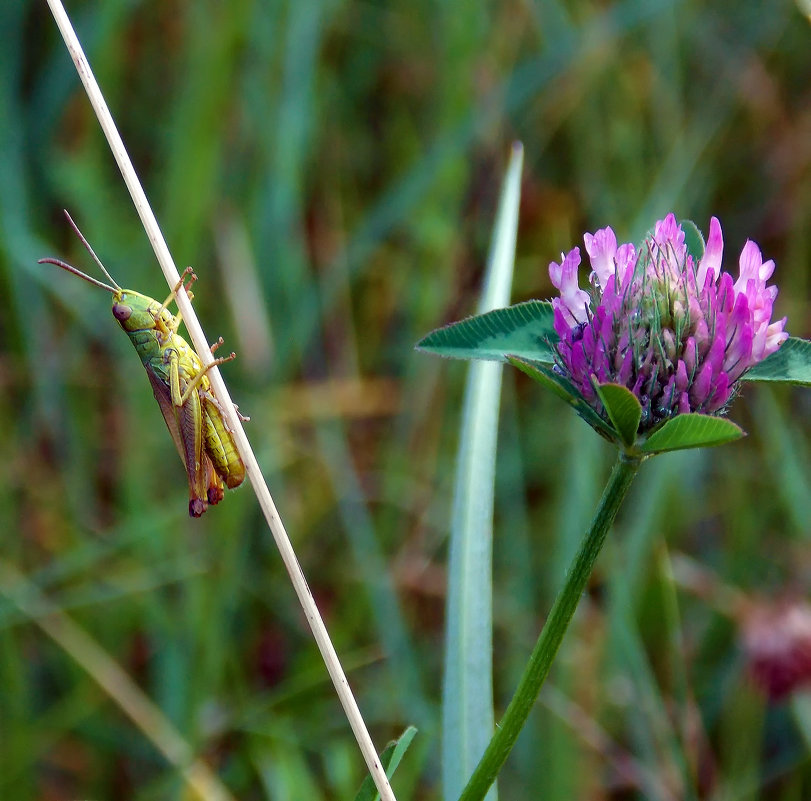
[
  {"xmin": 680, "ymin": 218, "xmax": 706, "ymax": 262},
  {"xmin": 354, "ymin": 727, "xmax": 418, "ymax": 801},
  {"xmin": 416, "ymin": 300, "xmax": 556, "ymax": 364},
  {"xmin": 507, "ymin": 356, "xmax": 618, "ymax": 441},
  {"xmin": 640, "ymin": 413, "xmax": 745, "ymax": 454},
  {"xmin": 741, "ymin": 337, "xmax": 811, "ymax": 386},
  {"xmin": 594, "ymin": 382, "xmax": 642, "ymax": 447}
]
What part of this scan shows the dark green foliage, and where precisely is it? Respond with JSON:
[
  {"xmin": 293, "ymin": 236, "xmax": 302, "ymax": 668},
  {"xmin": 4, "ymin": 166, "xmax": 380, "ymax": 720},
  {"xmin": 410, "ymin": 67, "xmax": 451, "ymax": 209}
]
[
  {"xmin": 416, "ymin": 300, "xmax": 556, "ymax": 364},
  {"xmin": 594, "ymin": 383, "xmax": 642, "ymax": 448},
  {"xmin": 640, "ymin": 413, "xmax": 745, "ymax": 454}
]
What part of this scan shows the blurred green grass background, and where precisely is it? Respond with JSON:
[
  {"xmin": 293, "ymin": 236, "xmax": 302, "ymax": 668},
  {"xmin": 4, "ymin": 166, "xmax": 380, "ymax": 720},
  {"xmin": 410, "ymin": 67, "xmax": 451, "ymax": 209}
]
[{"xmin": 1, "ymin": 0, "xmax": 810, "ymax": 798}]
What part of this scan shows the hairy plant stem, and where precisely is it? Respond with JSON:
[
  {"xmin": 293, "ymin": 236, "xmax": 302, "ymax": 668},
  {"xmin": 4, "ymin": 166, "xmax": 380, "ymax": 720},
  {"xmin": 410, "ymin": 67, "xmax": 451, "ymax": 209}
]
[{"xmin": 458, "ymin": 452, "xmax": 643, "ymax": 801}]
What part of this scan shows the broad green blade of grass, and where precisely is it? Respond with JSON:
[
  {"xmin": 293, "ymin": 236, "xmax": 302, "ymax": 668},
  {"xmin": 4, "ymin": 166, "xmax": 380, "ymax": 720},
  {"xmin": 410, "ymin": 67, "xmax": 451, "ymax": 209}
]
[{"xmin": 442, "ymin": 142, "xmax": 523, "ymax": 801}]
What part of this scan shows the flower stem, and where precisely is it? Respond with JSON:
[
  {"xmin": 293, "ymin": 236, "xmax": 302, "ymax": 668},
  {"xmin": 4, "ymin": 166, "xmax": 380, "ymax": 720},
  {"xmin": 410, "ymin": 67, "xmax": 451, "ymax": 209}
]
[{"xmin": 458, "ymin": 452, "xmax": 643, "ymax": 801}]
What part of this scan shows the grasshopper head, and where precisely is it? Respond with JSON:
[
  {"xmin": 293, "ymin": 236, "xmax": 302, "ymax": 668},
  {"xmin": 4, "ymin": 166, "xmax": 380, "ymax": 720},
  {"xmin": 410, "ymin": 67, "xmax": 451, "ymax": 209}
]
[{"xmin": 112, "ymin": 289, "xmax": 166, "ymax": 333}]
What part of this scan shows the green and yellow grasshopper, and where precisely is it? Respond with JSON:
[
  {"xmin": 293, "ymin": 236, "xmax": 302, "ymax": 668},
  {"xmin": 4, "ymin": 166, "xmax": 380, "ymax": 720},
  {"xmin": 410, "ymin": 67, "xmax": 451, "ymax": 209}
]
[{"xmin": 40, "ymin": 212, "xmax": 246, "ymax": 517}]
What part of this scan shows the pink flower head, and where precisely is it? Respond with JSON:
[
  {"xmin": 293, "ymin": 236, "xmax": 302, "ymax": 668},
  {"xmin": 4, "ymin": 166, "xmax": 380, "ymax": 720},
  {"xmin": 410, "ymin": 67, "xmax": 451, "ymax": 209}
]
[{"xmin": 549, "ymin": 214, "xmax": 788, "ymax": 432}]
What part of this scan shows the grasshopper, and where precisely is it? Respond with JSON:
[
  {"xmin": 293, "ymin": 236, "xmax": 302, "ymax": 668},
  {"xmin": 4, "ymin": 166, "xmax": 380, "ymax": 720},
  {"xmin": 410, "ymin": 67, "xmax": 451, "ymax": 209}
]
[{"xmin": 40, "ymin": 212, "xmax": 246, "ymax": 517}]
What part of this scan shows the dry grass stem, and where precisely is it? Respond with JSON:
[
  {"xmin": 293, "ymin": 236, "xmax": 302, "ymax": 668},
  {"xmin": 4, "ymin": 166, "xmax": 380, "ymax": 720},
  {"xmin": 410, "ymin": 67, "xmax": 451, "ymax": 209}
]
[{"xmin": 43, "ymin": 2, "xmax": 397, "ymax": 799}]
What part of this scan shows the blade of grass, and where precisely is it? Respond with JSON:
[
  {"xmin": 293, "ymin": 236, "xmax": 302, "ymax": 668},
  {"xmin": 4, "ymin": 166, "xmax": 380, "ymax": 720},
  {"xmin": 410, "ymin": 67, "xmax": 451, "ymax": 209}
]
[
  {"xmin": 442, "ymin": 142, "xmax": 523, "ymax": 801},
  {"xmin": 43, "ymin": 3, "xmax": 396, "ymax": 799}
]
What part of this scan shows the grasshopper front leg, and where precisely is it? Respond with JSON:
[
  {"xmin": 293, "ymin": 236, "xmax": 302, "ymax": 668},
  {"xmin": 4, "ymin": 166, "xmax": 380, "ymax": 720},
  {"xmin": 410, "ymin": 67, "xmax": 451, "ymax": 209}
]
[
  {"xmin": 159, "ymin": 266, "xmax": 197, "ymax": 333},
  {"xmin": 168, "ymin": 349, "xmax": 237, "ymax": 409}
]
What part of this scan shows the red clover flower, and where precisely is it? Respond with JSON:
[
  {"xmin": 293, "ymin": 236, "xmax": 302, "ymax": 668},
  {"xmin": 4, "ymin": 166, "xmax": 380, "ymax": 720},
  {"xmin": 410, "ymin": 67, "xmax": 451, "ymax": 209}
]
[
  {"xmin": 549, "ymin": 214, "xmax": 788, "ymax": 431},
  {"xmin": 742, "ymin": 599, "xmax": 811, "ymax": 701}
]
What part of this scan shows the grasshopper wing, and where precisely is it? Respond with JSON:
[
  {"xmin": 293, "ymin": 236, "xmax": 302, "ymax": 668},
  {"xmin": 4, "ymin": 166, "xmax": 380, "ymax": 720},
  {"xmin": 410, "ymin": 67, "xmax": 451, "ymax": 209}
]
[{"xmin": 145, "ymin": 366, "xmax": 208, "ymax": 516}]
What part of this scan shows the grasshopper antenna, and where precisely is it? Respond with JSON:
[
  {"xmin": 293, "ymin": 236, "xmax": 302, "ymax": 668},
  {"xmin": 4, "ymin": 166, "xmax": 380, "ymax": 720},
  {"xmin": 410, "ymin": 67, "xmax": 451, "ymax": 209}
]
[
  {"xmin": 38, "ymin": 256, "xmax": 118, "ymax": 294},
  {"xmin": 38, "ymin": 210, "xmax": 122, "ymax": 294},
  {"xmin": 62, "ymin": 209, "xmax": 122, "ymax": 291}
]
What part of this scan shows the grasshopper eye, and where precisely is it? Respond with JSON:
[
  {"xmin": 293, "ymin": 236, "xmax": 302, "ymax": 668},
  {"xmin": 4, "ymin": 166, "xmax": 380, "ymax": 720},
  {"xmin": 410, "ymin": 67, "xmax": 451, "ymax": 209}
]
[{"xmin": 113, "ymin": 302, "xmax": 132, "ymax": 321}]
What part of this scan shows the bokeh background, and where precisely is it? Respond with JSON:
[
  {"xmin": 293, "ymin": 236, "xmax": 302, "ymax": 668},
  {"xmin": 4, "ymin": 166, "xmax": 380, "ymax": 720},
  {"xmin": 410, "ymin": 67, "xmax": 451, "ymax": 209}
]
[{"xmin": 1, "ymin": 0, "xmax": 810, "ymax": 798}]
